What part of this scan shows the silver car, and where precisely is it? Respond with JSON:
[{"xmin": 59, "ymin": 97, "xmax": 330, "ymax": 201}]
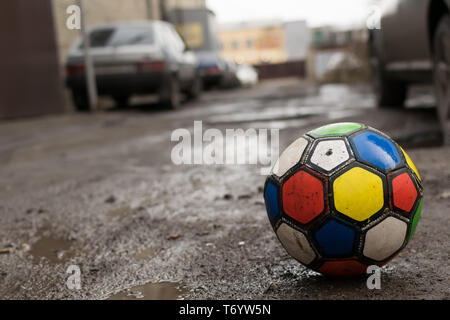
[
  {"xmin": 369, "ymin": 0, "xmax": 450, "ymax": 139},
  {"xmin": 66, "ymin": 21, "xmax": 201, "ymax": 110}
]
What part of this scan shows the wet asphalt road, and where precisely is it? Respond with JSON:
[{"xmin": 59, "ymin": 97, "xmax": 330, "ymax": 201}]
[{"xmin": 0, "ymin": 78, "xmax": 449, "ymax": 299}]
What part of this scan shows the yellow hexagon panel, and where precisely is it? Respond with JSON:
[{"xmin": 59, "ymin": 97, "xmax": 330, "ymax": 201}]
[
  {"xmin": 400, "ymin": 147, "xmax": 421, "ymax": 181},
  {"xmin": 333, "ymin": 166, "xmax": 384, "ymax": 221}
]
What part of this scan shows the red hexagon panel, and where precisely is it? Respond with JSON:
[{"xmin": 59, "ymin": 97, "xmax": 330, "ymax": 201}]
[
  {"xmin": 319, "ymin": 260, "xmax": 368, "ymax": 277},
  {"xmin": 282, "ymin": 168, "xmax": 327, "ymax": 224},
  {"xmin": 392, "ymin": 172, "xmax": 418, "ymax": 213}
]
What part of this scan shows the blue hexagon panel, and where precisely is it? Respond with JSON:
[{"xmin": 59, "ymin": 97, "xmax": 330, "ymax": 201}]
[
  {"xmin": 351, "ymin": 130, "xmax": 402, "ymax": 171},
  {"xmin": 264, "ymin": 182, "xmax": 280, "ymax": 222},
  {"xmin": 314, "ymin": 217, "xmax": 356, "ymax": 256}
]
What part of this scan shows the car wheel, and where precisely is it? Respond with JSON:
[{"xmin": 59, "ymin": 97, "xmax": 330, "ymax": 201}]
[
  {"xmin": 72, "ymin": 90, "xmax": 90, "ymax": 112},
  {"xmin": 160, "ymin": 76, "xmax": 181, "ymax": 110},
  {"xmin": 432, "ymin": 14, "xmax": 450, "ymax": 143},
  {"xmin": 186, "ymin": 74, "xmax": 202, "ymax": 100},
  {"xmin": 112, "ymin": 95, "xmax": 130, "ymax": 108},
  {"xmin": 372, "ymin": 57, "xmax": 407, "ymax": 108}
]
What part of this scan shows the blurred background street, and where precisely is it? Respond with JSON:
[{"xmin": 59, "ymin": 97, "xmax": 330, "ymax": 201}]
[{"xmin": 0, "ymin": 0, "xmax": 449, "ymax": 299}]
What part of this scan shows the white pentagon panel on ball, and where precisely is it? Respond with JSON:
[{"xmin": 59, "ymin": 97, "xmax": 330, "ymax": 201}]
[
  {"xmin": 363, "ymin": 216, "xmax": 408, "ymax": 261},
  {"xmin": 309, "ymin": 139, "xmax": 350, "ymax": 172},
  {"xmin": 272, "ymin": 137, "xmax": 308, "ymax": 177},
  {"xmin": 276, "ymin": 223, "xmax": 316, "ymax": 265}
]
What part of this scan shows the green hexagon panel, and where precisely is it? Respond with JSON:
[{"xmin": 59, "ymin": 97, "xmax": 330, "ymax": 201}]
[{"xmin": 308, "ymin": 122, "xmax": 365, "ymax": 138}]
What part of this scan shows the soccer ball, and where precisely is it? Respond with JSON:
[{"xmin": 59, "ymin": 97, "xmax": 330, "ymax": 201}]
[{"xmin": 264, "ymin": 122, "xmax": 423, "ymax": 276}]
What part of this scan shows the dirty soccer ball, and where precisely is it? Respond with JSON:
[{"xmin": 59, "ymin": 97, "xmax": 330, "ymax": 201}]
[{"xmin": 264, "ymin": 122, "xmax": 423, "ymax": 276}]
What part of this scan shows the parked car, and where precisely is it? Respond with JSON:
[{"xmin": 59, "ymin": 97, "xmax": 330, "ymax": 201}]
[
  {"xmin": 369, "ymin": 0, "xmax": 450, "ymax": 138},
  {"xmin": 66, "ymin": 21, "xmax": 202, "ymax": 110},
  {"xmin": 235, "ymin": 64, "xmax": 259, "ymax": 87},
  {"xmin": 195, "ymin": 51, "xmax": 226, "ymax": 89},
  {"xmin": 221, "ymin": 59, "xmax": 241, "ymax": 88}
]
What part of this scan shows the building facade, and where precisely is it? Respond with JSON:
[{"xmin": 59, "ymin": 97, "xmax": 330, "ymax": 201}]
[
  {"xmin": 0, "ymin": 0, "xmax": 63, "ymax": 119},
  {"xmin": 218, "ymin": 20, "xmax": 309, "ymax": 65},
  {"xmin": 219, "ymin": 21, "xmax": 287, "ymax": 65},
  {"xmin": 168, "ymin": 8, "xmax": 219, "ymax": 51}
]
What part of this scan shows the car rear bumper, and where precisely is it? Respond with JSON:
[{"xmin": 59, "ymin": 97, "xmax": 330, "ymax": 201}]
[
  {"xmin": 201, "ymin": 73, "xmax": 223, "ymax": 86},
  {"xmin": 66, "ymin": 72, "xmax": 167, "ymax": 96}
]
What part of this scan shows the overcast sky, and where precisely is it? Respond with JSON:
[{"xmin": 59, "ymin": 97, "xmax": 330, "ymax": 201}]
[{"xmin": 206, "ymin": 0, "xmax": 381, "ymax": 28}]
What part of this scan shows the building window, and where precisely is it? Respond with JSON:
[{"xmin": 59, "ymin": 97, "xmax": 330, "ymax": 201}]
[
  {"xmin": 246, "ymin": 39, "xmax": 253, "ymax": 48},
  {"xmin": 314, "ymin": 30, "xmax": 323, "ymax": 45},
  {"xmin": 231, "ymin": 41, "xmax": 239, "ymax": 50}
]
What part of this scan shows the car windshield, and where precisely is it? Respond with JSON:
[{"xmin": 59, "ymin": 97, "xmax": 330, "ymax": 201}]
[
  {"xmin": 80, "ymin": 26, "xmax": 154, "ymax": 48},
  {"xmin": 84, "ymin": 28, "xmax": 115, "ymax": 47}
]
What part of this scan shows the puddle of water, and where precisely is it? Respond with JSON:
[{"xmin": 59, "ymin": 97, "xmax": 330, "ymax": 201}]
[
  {"xmin": 29, "ymin": 229, "xmax": 73, "ymax": 263},
  {"xmin": 327, "ymin": 109, "xmax": 363, "ymax": 120},
  {"xmin": 108, "ymin": 282, "xmax": 187, "ymax": 300},
  {"xmin": 106, "ymin": 205, "xmax": 131, "ymax": 218},
  {"xmin": 207, "ymin": 106, "xmax": 319, "ymax": 124},
  {"xmin": 133, "ymin": 247, "xmax": 158, "ymax": 260}
]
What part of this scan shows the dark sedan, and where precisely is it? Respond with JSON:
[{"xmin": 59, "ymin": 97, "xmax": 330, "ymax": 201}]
[{"xmin": 66, "ymin": 21, "xmax": 202, "ymax": 110}]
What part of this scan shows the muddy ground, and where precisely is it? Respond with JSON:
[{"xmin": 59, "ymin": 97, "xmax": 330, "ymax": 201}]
[{"xmin": 0, "ymin": 79, "xmax": 449, "ymax": 299}]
